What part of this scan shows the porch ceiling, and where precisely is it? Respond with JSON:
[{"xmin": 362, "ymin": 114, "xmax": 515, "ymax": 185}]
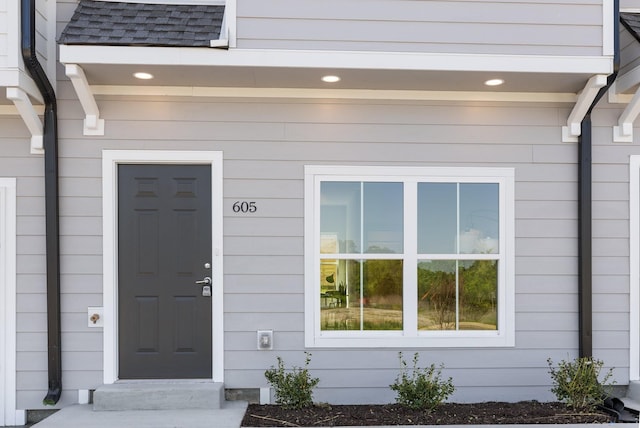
[{"xmin": 66, "ymin": 61, "xmax": 596, "ymax": 94}]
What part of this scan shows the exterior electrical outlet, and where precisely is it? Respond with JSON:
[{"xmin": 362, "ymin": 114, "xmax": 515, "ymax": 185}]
[{"xmin": 257, "ymin": 330, "xmax": 273, "ymax": 350}]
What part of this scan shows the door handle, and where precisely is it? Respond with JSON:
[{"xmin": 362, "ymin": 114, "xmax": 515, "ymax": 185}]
[{"xmin": 195, "ymin": 277, "xmax": 212, "ymax": 286}]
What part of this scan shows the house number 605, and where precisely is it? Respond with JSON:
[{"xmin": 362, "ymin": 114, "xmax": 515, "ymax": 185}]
[{"xmin": 232, "ymin": 201, "xmax": 257, "ymax": 213}]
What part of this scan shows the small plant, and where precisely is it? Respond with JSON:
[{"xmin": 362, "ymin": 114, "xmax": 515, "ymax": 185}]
[
  {"xmin": 547, "ymin": 356, "xmax": 615, "ymax": 409},
  {"xmin": 390, "ymin": 352, "xmax": 455, "ymax": 411},
  {"xmin": 264, "ymin": 352, "xmax": 320, "ymax": 409}
]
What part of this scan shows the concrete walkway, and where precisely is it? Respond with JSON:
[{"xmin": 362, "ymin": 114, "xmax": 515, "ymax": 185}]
[{"xmin": 30, "ymin": 400, "xmax": 247, "ymax": 428}]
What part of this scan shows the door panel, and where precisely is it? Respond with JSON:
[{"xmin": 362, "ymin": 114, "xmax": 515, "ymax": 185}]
[{"xmin": 118, "ymin": 164, "xmax": 212, "ymax": 379}]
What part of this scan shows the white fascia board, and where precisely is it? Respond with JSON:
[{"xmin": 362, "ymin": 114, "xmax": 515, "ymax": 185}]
[{"xmin": 59, "ymin": 45, "xmax": 613, "ymax": 75}]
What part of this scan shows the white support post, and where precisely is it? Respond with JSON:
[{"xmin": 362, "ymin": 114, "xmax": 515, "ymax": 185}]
[
  {"xmin": 6, "ymin": 87, "xmax": 44, "ymax": 154},
  {"xmin": 65, "ymin": 64, "xmax": 105, "ymax": 136},
  {"xmin": 562, "ymin": 74, "xmax": 608, "ymax": 142}
]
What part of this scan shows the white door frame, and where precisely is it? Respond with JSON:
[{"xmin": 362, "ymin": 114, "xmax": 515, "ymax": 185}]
[
  {"xmin": 631, "ymin": 156, "xmax": 640, "ymax": 381},
  {"xmin": 0, "ymin": 178, "xmax": 24, "ymax": 425},
  {"xmin": 102, "ymin": 150, "xmax": 224, "ymax": 383}
]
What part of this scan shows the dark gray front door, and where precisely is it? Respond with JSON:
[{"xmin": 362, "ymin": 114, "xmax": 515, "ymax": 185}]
[{"xmin": 118, "ymin": 164, "xmax": 212, "ymax": 379}]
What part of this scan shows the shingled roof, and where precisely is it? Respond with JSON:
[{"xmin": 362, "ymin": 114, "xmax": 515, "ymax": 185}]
[
  {"xmin": 58, "ymin": 0, "xmax": 224, "ymax": 47},
  {"xmin": 622, "ymin": 12, "xmax": 640, "ymax": 44}
]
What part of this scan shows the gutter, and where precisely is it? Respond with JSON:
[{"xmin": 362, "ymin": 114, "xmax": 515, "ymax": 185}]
[
  {"xmin": 20, "ymin": 0, "xmax": 62, "ymax": 405},
  {"xmin": 578, "ymin": 0, "xmax": 620, "ymax": 358}
]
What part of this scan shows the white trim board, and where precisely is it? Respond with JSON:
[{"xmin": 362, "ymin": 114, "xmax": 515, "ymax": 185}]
[
  {"xmin": 90, "ymin": 85, "xmax": 578, "ymax": 103},
  {"xmin": 102, "ymin": 150, "xmax": 224, "ymax": 384},
  {"xmin": 630, "ymin": 156, "xmax": 640, "ymax": 381},
  {"xmin": 59, "ymin": 46, "xmax": 612, "ymax": 75},
  {"xmin": 0, "ymin": 178, "xmax": 25, "ymax": 426}
]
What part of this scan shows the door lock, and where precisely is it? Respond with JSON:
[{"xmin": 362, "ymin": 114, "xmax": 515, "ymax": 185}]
[
  {"xmin": 202, "ymin": 285, "xmax": 212, "ymax": 297},
  {"xmin": 195, "ymin": 276, "xmax": 212, "ymax": 286}
]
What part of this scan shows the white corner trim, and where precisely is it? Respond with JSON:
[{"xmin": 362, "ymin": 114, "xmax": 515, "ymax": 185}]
[
  {"xmin": 630, "ymin": 156, "xmax": 640, "ymax": 381},
  {"xmin": 5, "ymin": 88, "xmax": 44, "ymax": 154},
  {"xmin": 224, "ymin": 0, "xmax": 236, "ymax": 48},
  {"xmin": 0, "ymin": 178, "xmax": 24, "ymax": 426},
  {"xmin": 65, "ymin": 64, "xmax": 105, "ymax": 136},
  {"xmin": 614, "ymin": 86, "xmax": 640, "ymax": 143},
  {"xmin": 602, "ymin": 0, "xmax": 615, "ymax": 57},
  {"xmin": 562, "ymin": 74, "xmax": 608, "ymax": 142},
  {"xmin": 102, "ymin": 150, "xmax": 224, "ymax": 384}
]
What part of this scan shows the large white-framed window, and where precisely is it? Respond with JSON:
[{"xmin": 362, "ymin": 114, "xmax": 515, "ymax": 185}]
[{"xmin": 304, "ymin": 166, "xmax": 515, "ymax": 348}]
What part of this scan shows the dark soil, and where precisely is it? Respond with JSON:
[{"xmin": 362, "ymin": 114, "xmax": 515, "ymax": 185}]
[{"xmin": 241, "ymin": 402, "xmax": 617, "ymax": 426}]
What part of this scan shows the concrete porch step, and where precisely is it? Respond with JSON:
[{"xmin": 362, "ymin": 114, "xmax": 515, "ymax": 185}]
[{"xmin": 93, "ymin": 381, "xmax": 225, "ymax": 411}]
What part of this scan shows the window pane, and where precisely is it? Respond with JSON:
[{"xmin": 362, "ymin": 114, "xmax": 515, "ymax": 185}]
[
  {"xmin": 459, "ymin": 260, "xmax": 497, "ymax": 330},
  {"xmin": 364, "ymin": 183, "xmax": 403, "ymax": 254},
  {"xmin": 459, "ymin": 183, "xmax": 499, "ymax": 254},
  {"xmin": 321, "ymin": 259, "xmax": 403, "ymax": 331},
  {"xmin": 363, "ymin": 260, "xmax": 403, "ymax": 330},
  {"xmin": 320, "ymin": 182, "xmax": 361, "ymax": 253},
  {"xmin": 321, "ymin": 259, "xmax": 361, "ymax": 330},
  {"xmin": 418, "ymin": 183, "xmax": 457, "ymax": 254},
  {"xmin": 417, "ymin": 260, "xmax": 456, "ymax": 330}
]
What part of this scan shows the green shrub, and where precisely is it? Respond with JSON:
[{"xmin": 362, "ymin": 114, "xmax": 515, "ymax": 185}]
[
  {"xmin": 547, "ymin": 356, "xmax": 615, "ymax": 409},
  {"xmin": 390, "ymin": 352, "xmax": 455, "ymax": 411},
  {"xmin": 264, "ymin": 352, "xmax": 320, "ymax": 409}
]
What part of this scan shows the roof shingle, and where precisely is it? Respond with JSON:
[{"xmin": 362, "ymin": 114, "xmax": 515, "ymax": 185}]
[{"xmin": 58, "ymin": 0, "xmax": 224, "ymax": 47}]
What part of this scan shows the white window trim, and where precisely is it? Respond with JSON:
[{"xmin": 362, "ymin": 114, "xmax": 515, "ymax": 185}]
[
  {"xmin": 304, "ymin": 166, "xmax": 515, "ymax": 348},
  {"xmin": 0, "ymin": 178, "xmax": 25, "ymax": 425},
  {"xmin": 102, "ymin": 150, "xmax": 224, "ymax": 383}
]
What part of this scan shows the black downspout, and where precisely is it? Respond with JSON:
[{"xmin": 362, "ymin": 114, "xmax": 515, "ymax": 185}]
[
  {"xmin": 20, "ymin": 0, "xmax": 62, "ymax": 405},
  {"xmin": 578, "ymin": 0, "xmax": 620, "ymax": 358}
]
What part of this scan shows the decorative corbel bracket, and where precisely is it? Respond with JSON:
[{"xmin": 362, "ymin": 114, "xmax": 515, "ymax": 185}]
[
  {"xmin": 613, "ymin": 87, "xmax": 640, "ymax": 143},
  {"xmin": 611, "ymin": 63, "xmax": 640, "ymax": 143},
  {"xmin": 562, "ymin": 74, "xmax": 608, "ymax": 143},
  {"xmin": 65, "ymin": 64, "xmax": 105, "ymax": 136},
  {"xmin": 6, "ymin": 87, "xmax": 44, "ymax": 154}
]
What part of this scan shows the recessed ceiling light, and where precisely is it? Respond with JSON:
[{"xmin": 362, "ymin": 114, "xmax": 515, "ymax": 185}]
[
  {"xmin": 484, "ymin": 78, "xmax": 504, "ymax": 87},
  {"xmin": 134, "ymin": 72, "xmax": 154, "ymax": 80},
  {"xmin": 322, "ymin": 75, "xmax": 341, "ymax": 83}
]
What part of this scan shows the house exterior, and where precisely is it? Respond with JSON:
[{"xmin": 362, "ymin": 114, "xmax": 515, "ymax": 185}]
[{"xmin": 3, "ymin": 0, "xmax": 640, "ymax": 423}]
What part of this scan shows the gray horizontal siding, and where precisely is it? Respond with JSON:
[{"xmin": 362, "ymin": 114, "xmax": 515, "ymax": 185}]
[
  {"xmin": 9, "ymin": 84, "xmax": 638, "ymax": 409},
  {"xmin": 236, "ymin": 0, "xmax": 604, "ymax": 57}
]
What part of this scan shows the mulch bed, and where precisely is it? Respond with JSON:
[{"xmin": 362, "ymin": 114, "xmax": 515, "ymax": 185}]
[{"xmin": 241, "ymin": 402, "xmax": 617, "ymax": 426}]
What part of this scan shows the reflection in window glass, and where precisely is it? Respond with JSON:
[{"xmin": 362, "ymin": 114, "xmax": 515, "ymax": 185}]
[
  {"xmin": 320, "ymin": 182, "xmax": 361, "ymax": 253},
  {"xmin": 418, "ymin": 183, "xmax": 457, "ymax": 254},
  {"xmin": 459, "ymin": 260, "xmax": 497, "ymax": 330},
  {"xmin": 417, "ymin": 260, "xmax": 456, "ymax": 330},
  {"xmin": 321, "ymin": 259, "xmax": 403, "ymax": 331},
  {"xmin": 417, "ymin": 260, "xmax": 497, "ymax": 331},
  {"xmin": 459, "ymin": 184, "xmax": 499, "ymax": 254},
  {"xmin": 364, "ymin": 183, "xmax": 403, "ymax": 254}
]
